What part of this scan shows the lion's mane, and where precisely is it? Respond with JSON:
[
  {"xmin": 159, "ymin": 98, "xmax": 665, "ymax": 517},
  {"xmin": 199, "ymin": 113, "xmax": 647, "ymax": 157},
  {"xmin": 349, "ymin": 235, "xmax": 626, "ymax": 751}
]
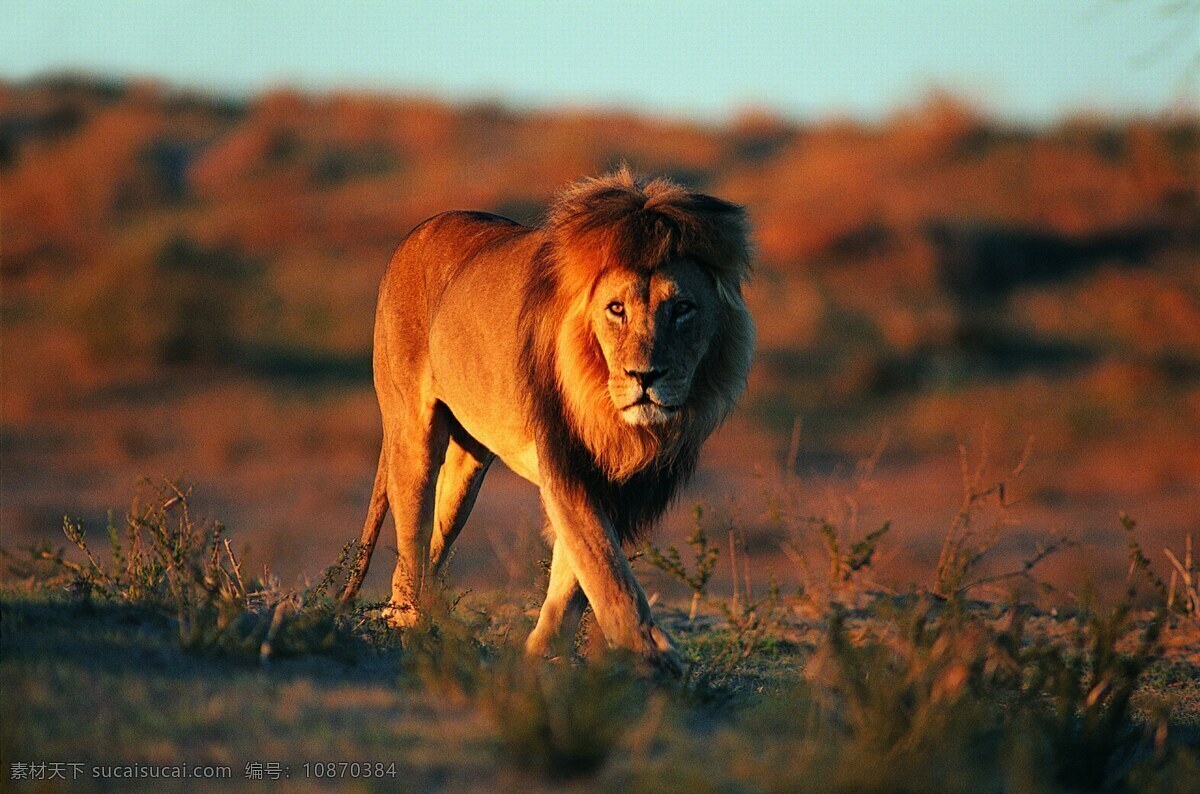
[{"xmin": 520, "ymin": 168, "xmax": 755, "ymax": 543}]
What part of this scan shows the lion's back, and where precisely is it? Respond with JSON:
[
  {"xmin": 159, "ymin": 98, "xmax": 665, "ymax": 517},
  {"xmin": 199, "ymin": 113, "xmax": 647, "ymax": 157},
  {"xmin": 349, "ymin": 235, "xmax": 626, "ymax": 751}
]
[
  {"xmin": 376, "ymin": 211, "xmax": 527, "ymax": 322},
  {"xmin": 373, "ymin": 210, "xmax": 543, "ymax": 459}
]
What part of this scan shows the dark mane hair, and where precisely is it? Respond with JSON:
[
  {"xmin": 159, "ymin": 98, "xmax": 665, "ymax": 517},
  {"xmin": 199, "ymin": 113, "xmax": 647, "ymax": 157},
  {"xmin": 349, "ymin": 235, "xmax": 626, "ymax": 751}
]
[
  {"xmin": 519, "ymin": 168, "xmax": 754, "ymax": 543},
  {"xmin": 543, "ymin": 166, "xmax": 751, "ymax": 302}
]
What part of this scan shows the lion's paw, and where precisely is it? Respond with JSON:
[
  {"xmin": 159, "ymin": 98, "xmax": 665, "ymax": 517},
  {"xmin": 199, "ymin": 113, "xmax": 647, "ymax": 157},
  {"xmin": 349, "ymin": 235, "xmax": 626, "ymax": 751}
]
[
  {"xmin": 645, "ymin": 624, "xmax": 685, "ymax": 678},
  {"xmin": 524, "ymin": 629, "xmax": 553, "ymax": 659},
  {"xmin": 381, "ymin": 601, "xmax": 419, "ymax": 629}
]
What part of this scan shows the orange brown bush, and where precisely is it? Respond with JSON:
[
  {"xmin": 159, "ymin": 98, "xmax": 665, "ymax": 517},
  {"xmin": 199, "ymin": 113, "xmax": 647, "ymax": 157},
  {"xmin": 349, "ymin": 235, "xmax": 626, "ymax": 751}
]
[{"xmin": 2, "ymin": 75, "xmax": 1196, "ymax": 595}]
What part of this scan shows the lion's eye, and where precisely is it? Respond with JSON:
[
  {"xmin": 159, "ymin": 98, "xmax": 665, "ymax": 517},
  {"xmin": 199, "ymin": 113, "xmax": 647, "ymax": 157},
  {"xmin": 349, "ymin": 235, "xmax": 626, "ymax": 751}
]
[
  {"xmin": 606, "ymin": 301, "xmax": 625, "ymax": 319},
  {"xmin": 672, "ymin": 301, "xmax": 696, "ymax": 322}
]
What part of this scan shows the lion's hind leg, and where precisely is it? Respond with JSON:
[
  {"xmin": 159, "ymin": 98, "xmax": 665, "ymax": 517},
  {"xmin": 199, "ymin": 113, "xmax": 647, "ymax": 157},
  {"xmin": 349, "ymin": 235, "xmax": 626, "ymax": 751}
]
[
  {"xmin": 380, "ymin": 400, "xmax": 451, "ymax": 628},
  {"xmin": 340, "ymin": 447, "xmax": 390, "ymax": 606},
  {"xmin": 525, "ymin": 534, "xmax": 588, "ymax": 659},
  {"xmin": 429, "ymin": 421, "xmax": 495, "ymax": 573}
]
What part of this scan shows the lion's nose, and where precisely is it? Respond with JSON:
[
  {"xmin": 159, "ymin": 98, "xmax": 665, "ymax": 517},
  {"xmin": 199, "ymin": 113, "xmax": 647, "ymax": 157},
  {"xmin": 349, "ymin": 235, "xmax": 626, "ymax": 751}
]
[{"xmin": 626, "ymin": 368, "xmax": 666, "ymax": 388}]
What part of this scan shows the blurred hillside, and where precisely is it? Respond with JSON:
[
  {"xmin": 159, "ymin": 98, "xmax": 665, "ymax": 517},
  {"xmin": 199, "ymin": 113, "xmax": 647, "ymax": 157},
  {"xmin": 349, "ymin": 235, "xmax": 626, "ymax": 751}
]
[{"xmin": 2, "ymin": 75, "xmax": 1198, "ymax": 594}]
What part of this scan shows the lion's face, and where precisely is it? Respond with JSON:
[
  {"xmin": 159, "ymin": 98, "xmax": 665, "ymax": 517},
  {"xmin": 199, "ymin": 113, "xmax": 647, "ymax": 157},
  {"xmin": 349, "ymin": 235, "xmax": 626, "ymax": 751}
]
[{"xmin": 589, "ymin": 260, "xmax": 720, "ymax": 426}]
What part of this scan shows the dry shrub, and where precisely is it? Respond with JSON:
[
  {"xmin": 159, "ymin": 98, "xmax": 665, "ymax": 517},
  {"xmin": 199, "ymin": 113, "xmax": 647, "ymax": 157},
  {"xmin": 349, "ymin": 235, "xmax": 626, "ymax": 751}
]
[
  {"xmin": 485, "ymin": 654, "xmax": 650, "ymax": 779},
  {"xmin": 781, "ymin": 534, "xmax": 1177, "ymax": 792},
  {"xmin": 643, "ymin": 504, "xmax": 720, "ymax": 622},
  {"xmin": 389, "ymin": 590, "xmax": 654, "ymax": 779},
  {"xmin": 1164, "ymin": 534, "xmax": 1198, "ymax": 620},
  {"xmin": 4, "ymin": 479, "xmax": 369, "ymax": 661},
  {"xmin": 643, "ymin": 504, "xmax": 787, "ymax": 683},
  {"xmin": 775, "ymin": 430, "xmax": 894, "ymax": 602},
  {"xmin": 933, "ymin": 433, "xmax": 1073, "ymax": 599}
]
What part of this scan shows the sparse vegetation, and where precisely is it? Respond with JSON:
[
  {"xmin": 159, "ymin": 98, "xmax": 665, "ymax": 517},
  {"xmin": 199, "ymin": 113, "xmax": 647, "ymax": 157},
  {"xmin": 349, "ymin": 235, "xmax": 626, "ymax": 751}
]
[
  {"xmin": 5, "ymin": 480, "xmax": 370, "ymax": 662},
  {"xmin": 1164, "ymin": 534, "xmax": 1198, "ymax": 621},
  {"xmin": 933, "ymin": 436, "xmax": 1075, "ymax": 599},
  {"xmin": 643, "ymin": 505, "xmax": 720, "ymax": 622},
  {"xmin": 4, "ymin": 487, "xmax": 1198, "ymax": 790}
]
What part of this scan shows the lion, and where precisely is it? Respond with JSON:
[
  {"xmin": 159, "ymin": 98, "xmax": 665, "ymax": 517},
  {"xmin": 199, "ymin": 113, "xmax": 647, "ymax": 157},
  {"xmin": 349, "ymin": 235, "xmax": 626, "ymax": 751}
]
[{"xmin": 339, "ymin": 168, "xmax": 754, "ymax": 673}]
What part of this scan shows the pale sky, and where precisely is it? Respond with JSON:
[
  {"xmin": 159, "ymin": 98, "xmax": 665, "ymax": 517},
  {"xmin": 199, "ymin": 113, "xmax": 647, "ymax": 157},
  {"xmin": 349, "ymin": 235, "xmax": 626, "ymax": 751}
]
[{"xmin": 1, "ymin": 0, "xmax": 1196, "ymax": 121}]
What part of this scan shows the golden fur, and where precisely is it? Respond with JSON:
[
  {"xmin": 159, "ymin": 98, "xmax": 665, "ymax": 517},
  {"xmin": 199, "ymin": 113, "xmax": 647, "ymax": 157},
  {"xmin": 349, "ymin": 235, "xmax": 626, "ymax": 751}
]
[{"xmin": 340, "ymin": 168, "xmax": 754, "ymax": 673}]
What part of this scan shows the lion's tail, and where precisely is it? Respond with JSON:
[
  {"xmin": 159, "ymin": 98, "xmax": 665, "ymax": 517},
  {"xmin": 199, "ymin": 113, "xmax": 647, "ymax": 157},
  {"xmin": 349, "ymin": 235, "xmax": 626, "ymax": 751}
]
[{"xmin": 339, "ymin": 448, "xmax": 389, "ymax": 606}]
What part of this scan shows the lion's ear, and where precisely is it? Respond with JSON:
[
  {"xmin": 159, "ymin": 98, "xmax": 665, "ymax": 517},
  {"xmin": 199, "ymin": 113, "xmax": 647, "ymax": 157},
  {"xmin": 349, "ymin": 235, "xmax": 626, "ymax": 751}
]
[
  {"xmin": 649, "ymin": 189, "xmax": 752, "ymax": 293},
  {"xmin": 691, "ymin": 193, "xmax": 752, "ymax": 288}
]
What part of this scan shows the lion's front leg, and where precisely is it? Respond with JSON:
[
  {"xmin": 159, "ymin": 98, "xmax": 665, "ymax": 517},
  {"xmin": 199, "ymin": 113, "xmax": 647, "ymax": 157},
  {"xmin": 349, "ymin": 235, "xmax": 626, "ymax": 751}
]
[{"xmin": 540, "ymin": 484, "xmax": 683, "ymax": 676}]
